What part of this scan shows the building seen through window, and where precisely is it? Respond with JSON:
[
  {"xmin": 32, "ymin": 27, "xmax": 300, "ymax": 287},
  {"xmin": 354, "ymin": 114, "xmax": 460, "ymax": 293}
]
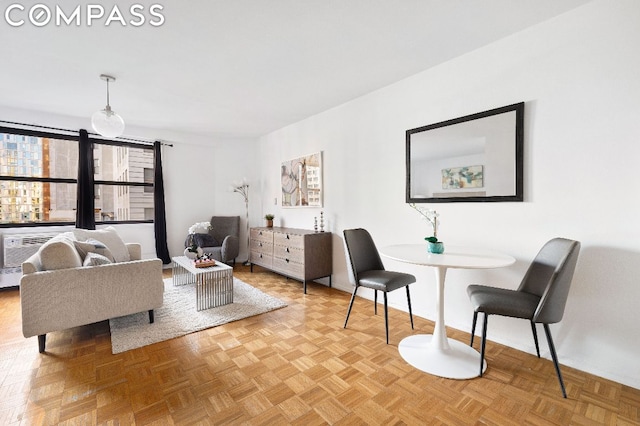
[{"xmin": 0, "ymin": 130, "xmax": 154, "ymax": 226}]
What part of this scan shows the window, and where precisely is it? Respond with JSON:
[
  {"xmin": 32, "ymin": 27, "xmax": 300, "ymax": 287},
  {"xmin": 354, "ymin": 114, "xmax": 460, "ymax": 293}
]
[
  {"xmin": 93, "ymin": 142, "xmax": 154, "ymax": 223},
  {"xmin": 0, "ymin": 127, "xmax": 155, "ymax": 227},
  {"xmin": 0, "ymin": 129, "xmax": 78, "ymax": 225}
]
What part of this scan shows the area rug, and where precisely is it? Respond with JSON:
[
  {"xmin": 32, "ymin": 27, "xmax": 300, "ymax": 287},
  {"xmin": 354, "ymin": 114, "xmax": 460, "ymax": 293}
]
[{"xmin": 109, "ymin": 278, "xmax": 287, "ymax": 354}]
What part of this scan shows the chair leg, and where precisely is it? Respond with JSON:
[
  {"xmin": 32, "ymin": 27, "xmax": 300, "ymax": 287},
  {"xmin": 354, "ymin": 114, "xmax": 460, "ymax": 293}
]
[
  {"xmin": 149, "ymin": 310, "xmax": 155, "ymax": 324},
  {"xmin": 38, "ymin": 334, "xmax": 46, "ymax": 353},
  {"xmin": 344, "ymin": 286, "xmax": 359, "ymax": 329},
  {"xmin": 383, "ymin": 292, "xmax": 389, "ymax": 344},
  {"xmin": 480, "ymin": 313, "xmax": 488, "ymax": 377},
  {"xmin": 405, "ymin": 286, "xmax": 414, "ymax": 329},
  {"xmin": 543, "ymin": 323, "xmax": 567, "ymax": 398},
  {"xmin": 374, "ymin": 290, "xmax": 378, "ymax": 315},
  {"xmin": 530, "ymin": 320, "xmax": 541, "ymax": 358},
  {"xmin": 470, "ymin": 311, "xmax": 478, "ymax": 346}
]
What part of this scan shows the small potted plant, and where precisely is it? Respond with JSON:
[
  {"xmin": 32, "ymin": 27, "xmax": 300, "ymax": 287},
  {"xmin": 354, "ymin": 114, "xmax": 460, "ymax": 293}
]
[
  {"xmin": 264, "ymin": 214, "xmax": 275, "ymax": 228},
  {"xmin": 409, "ymin": 203, "xmax": 444, "ymax": 254}
]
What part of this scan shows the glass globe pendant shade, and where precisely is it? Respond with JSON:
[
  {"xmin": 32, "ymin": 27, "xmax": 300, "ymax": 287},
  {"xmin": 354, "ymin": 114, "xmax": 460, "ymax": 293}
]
[{"xmin": 91, "ymin": 105, "xmax": 125, "ymax": 138}]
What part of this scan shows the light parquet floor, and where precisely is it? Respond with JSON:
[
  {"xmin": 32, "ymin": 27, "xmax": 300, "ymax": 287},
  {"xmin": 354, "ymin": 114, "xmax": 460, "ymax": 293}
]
[{"xmin": 0, "ymin": 265, "xmax": 638, "ymax": 425}]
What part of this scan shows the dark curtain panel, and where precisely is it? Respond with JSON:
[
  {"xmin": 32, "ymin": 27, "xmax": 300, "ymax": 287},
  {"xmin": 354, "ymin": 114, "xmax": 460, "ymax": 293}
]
[
  {"xmin": 153, "ymin": 141, "xmax": 171, "ymax": 264},
  {"xmin": 75, "ymin": 129, "xmax": 95, "ymax": 230}
]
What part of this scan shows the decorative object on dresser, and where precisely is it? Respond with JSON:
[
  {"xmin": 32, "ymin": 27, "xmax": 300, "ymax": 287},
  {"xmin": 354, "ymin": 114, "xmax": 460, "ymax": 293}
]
[
  {"xmin": 264, "ymin": 214, "xmax": 275, "ymax": 228},
  {"xmin": 250, "ymin": 227, "xmax": 332, "ymax": 294}
]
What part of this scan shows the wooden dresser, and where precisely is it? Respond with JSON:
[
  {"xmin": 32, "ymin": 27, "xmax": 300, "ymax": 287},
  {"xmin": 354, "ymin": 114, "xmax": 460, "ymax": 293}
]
[{"xmin": 250, "ymin": 227, "xmax": 332, "ymax": 293}]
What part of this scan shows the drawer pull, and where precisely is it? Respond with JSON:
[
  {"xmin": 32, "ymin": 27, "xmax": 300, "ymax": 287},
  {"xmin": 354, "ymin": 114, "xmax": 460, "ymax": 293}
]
[
  {"xmin": 286, "ymin": 234, "xmax": 290, "ymax": 239},
  {"xmin": 259, "ymin": 231, "xmax": 263, "ymax": 235},
  {"xmin": 259, "ymin": 242, "xmax": 263, "ymax": 247},
  {"xmin": 286, "ymin": 247, "xmax": 290, "ymax": 253},
  {"xmin": 286, "ymin": 258, "xmax": 290, "ymax": 263},
  {"xmin": 260, "ymin": 254, "xmax": 263, "ymax": 258}
]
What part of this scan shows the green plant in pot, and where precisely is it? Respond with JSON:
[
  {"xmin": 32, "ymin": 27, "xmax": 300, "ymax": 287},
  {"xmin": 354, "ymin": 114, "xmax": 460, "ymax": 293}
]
[
  {"xmin": 264, "ymin": 214, "xmax": 275, "ymax": 227},
  {"xmin": 409, "ymin": 203, "xmax": 443, "ymax": 254}
]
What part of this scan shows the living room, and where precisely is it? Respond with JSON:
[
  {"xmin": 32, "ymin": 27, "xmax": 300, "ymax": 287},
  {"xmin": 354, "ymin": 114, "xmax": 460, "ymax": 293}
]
[{"xmin": 1, "ymin": 0, "xmax": 639, "ymax": 423}]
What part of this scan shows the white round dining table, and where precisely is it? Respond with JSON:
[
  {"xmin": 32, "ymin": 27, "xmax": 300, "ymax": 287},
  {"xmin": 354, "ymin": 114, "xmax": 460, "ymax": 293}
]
[{"xmin": 380, "ymin": 244, "xmax": 515, "ymax": 380}]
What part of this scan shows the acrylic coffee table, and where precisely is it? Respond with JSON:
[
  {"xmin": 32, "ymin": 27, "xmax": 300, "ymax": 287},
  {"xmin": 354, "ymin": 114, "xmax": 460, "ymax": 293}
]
[{"xmin": 172, "ymin": 256, "xmax": 234, "ymax": 311}]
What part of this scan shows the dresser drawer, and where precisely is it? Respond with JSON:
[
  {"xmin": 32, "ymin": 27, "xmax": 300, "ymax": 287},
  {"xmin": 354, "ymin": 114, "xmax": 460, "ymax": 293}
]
[
  {"xmin": 273, "ymin": 232, "xmax": 304, "ymax": 249},
  {"xmin": 273, "ymin": 245, "xmax": 303, "ymax": 263},
  {"xmin": 273, "ymin": 257, "xmax": 303, "ymax": 279},
  {"xmin": 251, "ymin": 228, "xmax": 273, "ymax": 244},
  {"xmin": 250, "ymin": 239, "xmax": 273, "ymax": 253},
  {"xmin": 251, "ymin": 250, "xmax": 273, "ymax": 268}
]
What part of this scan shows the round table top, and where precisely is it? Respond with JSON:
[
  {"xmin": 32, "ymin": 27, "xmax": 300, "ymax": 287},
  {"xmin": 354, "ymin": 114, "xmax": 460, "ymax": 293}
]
[{"xmin": 380, "ymin": 244, "xmax": 516, "ymax": 270}]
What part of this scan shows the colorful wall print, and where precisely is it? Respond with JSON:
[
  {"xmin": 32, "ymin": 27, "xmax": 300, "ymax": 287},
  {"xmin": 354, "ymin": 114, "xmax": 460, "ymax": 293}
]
[
  {"xmin": 442, "ymin": 165, "xmax": 484, "ymax": 189},
  {"xmin": 281, "ymin": 152, "xmax": 322, "ymax": 207}
]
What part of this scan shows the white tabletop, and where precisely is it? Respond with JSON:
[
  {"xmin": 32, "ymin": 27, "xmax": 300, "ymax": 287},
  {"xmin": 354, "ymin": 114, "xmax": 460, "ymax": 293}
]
[
  {"xmin": 380, "ymin": 244, "xmax": 515, "ymax": 270},
  {"xmin": 172, "ymin": 256, "xmax": 232, "ymax": 274},
  {"xmin": 379, "ymin": 243, "xmax": 515, "ymax": 380}
]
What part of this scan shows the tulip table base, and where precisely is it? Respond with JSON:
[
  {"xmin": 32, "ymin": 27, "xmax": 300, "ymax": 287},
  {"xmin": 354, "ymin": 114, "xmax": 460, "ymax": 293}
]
[{"xmin": 398, "ymin": 334, "xmax": 486, "ymax": 379}]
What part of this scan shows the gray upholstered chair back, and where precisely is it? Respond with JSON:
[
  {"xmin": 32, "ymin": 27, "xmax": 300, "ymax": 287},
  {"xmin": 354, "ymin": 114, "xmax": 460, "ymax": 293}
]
[
  {"xmin": 209, "ymin": 216, "xmax": 240, "ymax": 243},
  {"xmin": 343, "ymin": 229, "xmax": 385, "ymax": 283},
  {"xmin": 517, "ymin": 238, "xmax": 581, "ymax": 324}
]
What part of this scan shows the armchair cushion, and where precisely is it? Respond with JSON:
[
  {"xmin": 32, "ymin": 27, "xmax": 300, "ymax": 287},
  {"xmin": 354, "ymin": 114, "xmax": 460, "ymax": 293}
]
[
  {"xmin": 74, "ymin": 239, "xmax": 115, "ymax": 263},
  {"xmin": 193, "ymin": 233, "xmax": 218, "ymax": 248}
]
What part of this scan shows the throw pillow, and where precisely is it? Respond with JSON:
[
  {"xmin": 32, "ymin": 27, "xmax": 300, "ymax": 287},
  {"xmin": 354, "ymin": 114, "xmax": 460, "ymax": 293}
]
[
  {"xmin": 74, "ymin": 239, "xmax": 116, "ymax": 263},
  {"xmin": 83, "ymin": 252, "xmax": 113, "ymax": 267},
  {"xmin": 40, "ymin": 238, "xmax": 83, "ymax": 271},
  {"xmin": 193, "ymin": 233, "xmax": 219, "ymax": 248},
  {"xmin": 72, "ymin": 226, "xmax": 130, "ymax": 263}
]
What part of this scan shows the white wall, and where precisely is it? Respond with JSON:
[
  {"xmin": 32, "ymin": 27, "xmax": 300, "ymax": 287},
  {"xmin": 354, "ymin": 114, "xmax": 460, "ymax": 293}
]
[
  {"xmin": 0, "ymin": 106, "xmax": 259, "ymax": 264},
  {"xmin": 257, "ymin": 0, "xmax": 640, "ymax": 389}
]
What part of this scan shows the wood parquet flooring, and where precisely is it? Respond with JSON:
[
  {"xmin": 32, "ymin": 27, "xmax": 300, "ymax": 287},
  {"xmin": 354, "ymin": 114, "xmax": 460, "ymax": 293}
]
[{"xmin": 0, "ymin": 265, "xmax": 638, "ymax": 425}]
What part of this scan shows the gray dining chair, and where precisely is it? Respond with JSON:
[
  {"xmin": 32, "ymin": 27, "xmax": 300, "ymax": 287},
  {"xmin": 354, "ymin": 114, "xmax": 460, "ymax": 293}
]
[
  {"xmin": 467, "ymin": 237, "xmax": 580, "ymax": 398},
  {"xmin": 343, "ymin": 228, "xmax": 416, "ymax": 344}
]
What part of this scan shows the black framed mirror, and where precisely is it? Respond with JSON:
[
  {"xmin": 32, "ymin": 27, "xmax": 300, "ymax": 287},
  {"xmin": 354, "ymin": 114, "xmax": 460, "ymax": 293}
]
[{"xmin": 406, "ymin": 102, "xmax": 524, "ymax": 203}]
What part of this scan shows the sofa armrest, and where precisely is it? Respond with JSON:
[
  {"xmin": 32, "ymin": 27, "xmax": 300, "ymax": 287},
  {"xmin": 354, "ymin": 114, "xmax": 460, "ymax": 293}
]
[
  {"xmin": 220, "ymin": 235, "xmax": 239, "ymax": 263},
  {"xmin": 126, "ymin": 243, "xmax": 142, "ymax": 260}
]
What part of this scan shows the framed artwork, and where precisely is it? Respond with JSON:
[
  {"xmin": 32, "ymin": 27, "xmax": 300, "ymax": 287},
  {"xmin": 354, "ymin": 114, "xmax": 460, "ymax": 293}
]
[
  {"xmin": 442, "ymin": 165, "xmax": 484, "ymax": 189},
  {"xmin": 281, "ymin": 152, "xmax": 322, "ymax": 207}
]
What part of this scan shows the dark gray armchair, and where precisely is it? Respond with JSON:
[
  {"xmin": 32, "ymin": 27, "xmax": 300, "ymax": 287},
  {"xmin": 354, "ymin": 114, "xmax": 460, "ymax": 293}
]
[
  {"xmin": 343, "ymin": 228, "xmax": 416, "ymax": 344},
  {"xmin": 467, "ymin": 237, "xmax": 581, "ymax": 398},
  {"xmin": 185, "ymin": 216, "xmax": 240, "ymax": 264}
]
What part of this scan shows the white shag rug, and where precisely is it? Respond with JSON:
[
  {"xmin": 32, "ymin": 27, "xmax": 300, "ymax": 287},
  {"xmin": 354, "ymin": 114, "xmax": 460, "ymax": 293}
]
[{"xmin": 109, "ymin": 277, "xmax": 287, "ymax": 354}]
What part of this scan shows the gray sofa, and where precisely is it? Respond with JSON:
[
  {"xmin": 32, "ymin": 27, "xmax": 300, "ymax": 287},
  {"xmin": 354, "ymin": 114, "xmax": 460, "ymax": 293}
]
[
  {"xmin": 20, "ymin": 227, "xmax": 164, "ymax": 352},
  {"xmin": 185, "ymin": 216, "xmax": 240, "ymax": 264}
]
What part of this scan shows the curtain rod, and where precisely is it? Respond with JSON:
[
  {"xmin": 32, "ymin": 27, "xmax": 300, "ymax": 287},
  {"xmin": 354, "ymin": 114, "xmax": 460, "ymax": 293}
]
[{"xmin": 0, "ymin": 119, "xmax": 174, "ymax": 147}]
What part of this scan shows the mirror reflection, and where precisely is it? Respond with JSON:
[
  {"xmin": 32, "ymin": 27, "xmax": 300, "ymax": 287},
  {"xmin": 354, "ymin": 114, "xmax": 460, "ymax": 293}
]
[{"xmin": 406, "ymin": 102, "xmax": 523, "ymax": 203}]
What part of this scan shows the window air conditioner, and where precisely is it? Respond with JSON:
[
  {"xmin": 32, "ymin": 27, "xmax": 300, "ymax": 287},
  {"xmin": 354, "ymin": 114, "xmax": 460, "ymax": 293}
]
[{"xmin": 2, "ymin": 233, "xmax": 57, "ymax": 268}]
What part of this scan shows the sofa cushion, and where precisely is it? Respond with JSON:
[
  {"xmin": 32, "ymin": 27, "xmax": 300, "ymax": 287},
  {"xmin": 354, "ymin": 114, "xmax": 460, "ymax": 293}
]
[
  {"xmin": 83, "ymin": 252, "xmax": 113, "ymax": 266},
  {"xmin": 40, "ymin": 237, "xmax": 83, "ymax": 271},
  {"xmin": 72, "ymin": 226, "xmax": 130, "ymax": 263},
  {"xmin": 193, "ymin": 233, "xmax": 219, "ymax": 248},
  {"xmin": 74, "ymin": 239, "xmax": 115, "ymax": 263}
]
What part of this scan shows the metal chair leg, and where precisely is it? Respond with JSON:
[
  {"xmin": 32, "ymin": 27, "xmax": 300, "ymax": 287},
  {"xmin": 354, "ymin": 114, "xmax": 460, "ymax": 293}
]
[
  {"xmin": 344, "ymin": 286, "xmax": 359, "ymax": 329},
  {"xmin": 480, "ymin": 313, "xmax": 488, "ymax": 377},
  {"xmin": 470, "ymin": 311, "xmax": 478, "ymax": 346},
  {"xmin": 406, "ymin": 286, "xmax": 414, "ymax": 329},
  {"xmin": 544, "ymin": 323, "xmax": 567, "ymax": 398},
  {"xmin": 374, "ymin": 290, "xmax": 378, "ymax": 315},
  {"xmin": 383, "ymin": 292, "xmax": 389, "ymax": 344},
  {"xmin": 530, "ymin": 320, "xmax": 541, "ymax": 358}
]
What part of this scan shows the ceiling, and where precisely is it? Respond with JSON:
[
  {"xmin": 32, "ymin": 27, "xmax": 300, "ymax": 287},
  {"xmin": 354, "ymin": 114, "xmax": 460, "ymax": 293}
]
[{"xmin": 0, "ymin": 0, "xmax": 590, "ymax": 139}]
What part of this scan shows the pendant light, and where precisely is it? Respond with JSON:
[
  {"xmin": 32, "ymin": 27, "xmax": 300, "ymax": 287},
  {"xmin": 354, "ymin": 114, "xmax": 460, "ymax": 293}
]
[{"xmin": 91, "ymin": 74, "xmax": 125, "ymax": 138}]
